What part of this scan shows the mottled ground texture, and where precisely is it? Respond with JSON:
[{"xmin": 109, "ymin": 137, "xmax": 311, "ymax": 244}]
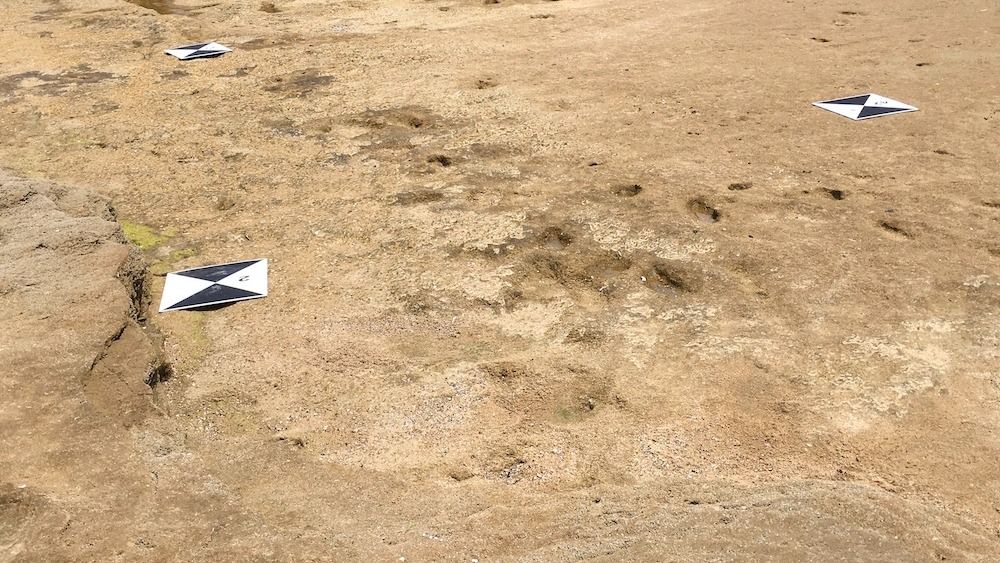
[{"xmin": 2, "ymin": 0, "xmax": 1000, "ymax": 561}]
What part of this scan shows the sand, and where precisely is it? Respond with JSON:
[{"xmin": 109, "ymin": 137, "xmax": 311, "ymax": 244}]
[{"xmin": 2, "ymin": 0, "xmax": 999, "ymax": 560}]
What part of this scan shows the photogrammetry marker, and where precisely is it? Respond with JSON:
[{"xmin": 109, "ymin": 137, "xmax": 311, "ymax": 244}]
[
  {"xmin": 813, "ymin": 93, "xmax": 917, "ymax": 120},
  {"xmin": 164, "ymin": 42, "xmax": 232, "ymax": 61},
  {"xmin": 159, "ymin": 259, "xmax": 268, "ymax": 312}
]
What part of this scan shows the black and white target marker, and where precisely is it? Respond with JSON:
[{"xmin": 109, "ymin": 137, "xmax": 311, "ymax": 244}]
[
  {"xmin": 164, "ymin": 42, "xmax": 232, "ymax": 61},
  {"xmin": 813, "ymin": 93, "xmax": 917, "ymax": 120},
  {"xmin": 159, "ymin": 259, "xmax": 268, "ymax": 312}
]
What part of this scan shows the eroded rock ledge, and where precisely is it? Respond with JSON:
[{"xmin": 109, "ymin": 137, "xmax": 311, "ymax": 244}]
[{"xmin": 0, "ymin": 170, "xmax": 162, "ymax": 425}]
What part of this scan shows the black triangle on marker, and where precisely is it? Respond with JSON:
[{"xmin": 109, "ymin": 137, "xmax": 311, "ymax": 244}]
[
  {"xmin": 857, "ymin": 105, "xmax": 909, "ymax": 119},
  {"xmin": 825, "ymin": 95, "xmax": 871, "ymax": 105},
  {"xmin": 179, "ymin": 43, "xmax": 208, "ymax": 50},
  {"xmin": 188, "ymin": 51, "xmax": 226, "ymax": 59},
  {"xmin": 176, "ymin": 260, "xmax": 259, "ymax": 282},
  {"xmin": 165, "ymin": 284, "xmax": 262, "ymax": 310}
]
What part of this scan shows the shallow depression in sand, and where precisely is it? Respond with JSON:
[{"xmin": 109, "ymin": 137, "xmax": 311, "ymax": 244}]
[{"xmin": 123, "ymin": 0, "xmax": 182, "ymax": 14}]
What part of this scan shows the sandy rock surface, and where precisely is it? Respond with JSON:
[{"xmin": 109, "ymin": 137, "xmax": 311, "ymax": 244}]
[{"xmin": 2, "ymin": 0, "xmax": 1000, "ymax": 560}]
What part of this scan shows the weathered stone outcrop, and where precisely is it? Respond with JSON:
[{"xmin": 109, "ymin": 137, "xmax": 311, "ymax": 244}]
[{"xmin": 0, "ymin": 171, "xmax": 160, "ymax": 427}]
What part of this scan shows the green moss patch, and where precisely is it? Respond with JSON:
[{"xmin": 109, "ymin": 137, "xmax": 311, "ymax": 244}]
[{"xmin": 122, "ymin": 221, "xmax": 169, "ymax": 251}]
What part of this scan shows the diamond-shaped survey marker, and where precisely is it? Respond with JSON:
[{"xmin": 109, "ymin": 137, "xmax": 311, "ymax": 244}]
[
  {"xmin": 813, "ymin": 93, "xmax": 917, "ymax": 121},
  {"xmin": 164, "ymin": 42, "xmax": 232, "ymax": 61},
  {"xmin": 159, "ymin": 259, "xmax": 268, "ymax": 312}
]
